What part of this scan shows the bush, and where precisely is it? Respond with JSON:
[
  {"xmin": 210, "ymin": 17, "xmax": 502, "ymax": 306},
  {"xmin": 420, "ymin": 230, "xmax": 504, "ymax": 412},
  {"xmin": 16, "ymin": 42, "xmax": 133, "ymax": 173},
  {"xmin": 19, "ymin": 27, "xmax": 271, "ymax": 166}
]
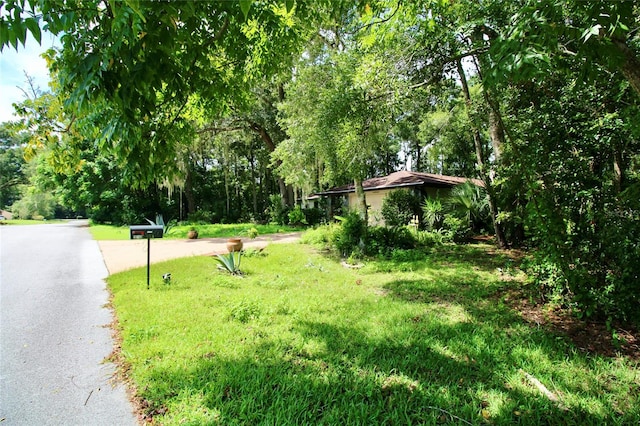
[
  {"xmin": 303, "ymin": 207, "xmax": 325, "ymax": 226},
  {"xmin": 287, "ymin": 206, "xmax": 307, "ymax": 225},
  {"xmin": 366, "ymin": 226, "xmax": 416, "ymax": 256},
  {"xmin": 413, "ymin": 229, "xmax": 451, "ymax": 246},
  {"xmin": 389, "ymin": 248, "xmax": 425, "ymax": 262},
  {"xmin": 332, "ymin": 212, "xmax": 367, "ymax": 257},
  {"xmin": 268, "ymin": 194, "xmax": 290, "ymax": 225},
  {"xmin": 446, "ymin": 181, "xmax": 490, "ymax": 232},
  {"xmin": 381, "ymin": 189, "xmax": 422, "ymax": 227},
  {"xmin": 521, "ymin": 253, "xmax": 569, "ymax": 306},
  {"xmin": 442, "ymin": 214, "xmax": 471, "ymax": 242},
  {"xmin": 525, "ymin": 185, "xmax": 640, "ymax": 324}
]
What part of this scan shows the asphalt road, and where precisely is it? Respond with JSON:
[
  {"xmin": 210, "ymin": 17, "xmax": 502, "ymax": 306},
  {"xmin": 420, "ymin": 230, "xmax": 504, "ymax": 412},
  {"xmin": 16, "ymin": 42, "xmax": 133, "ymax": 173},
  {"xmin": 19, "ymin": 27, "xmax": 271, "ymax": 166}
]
[{"xmin": 0, "ymin": 221, "xmax": 136, "ymax": 425}]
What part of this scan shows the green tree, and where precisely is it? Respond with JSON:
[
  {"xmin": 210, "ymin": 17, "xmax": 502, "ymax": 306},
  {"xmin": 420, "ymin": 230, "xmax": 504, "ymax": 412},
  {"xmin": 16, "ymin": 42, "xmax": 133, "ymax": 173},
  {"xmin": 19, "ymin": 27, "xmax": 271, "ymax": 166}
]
[
  {"xmin": 276, "ymin": 3, "xmax": 404, "ymax": 221},
  {"xmin": 488, "ymin": 0, "xmax": 640, "ymax": 96},
  {"xmin": 0, "ymin": 124, "xmax": 28, "ymax": 208},
  {"xmin": 1, "ymin": 0, "xmax": 320, "ymax": 185}
]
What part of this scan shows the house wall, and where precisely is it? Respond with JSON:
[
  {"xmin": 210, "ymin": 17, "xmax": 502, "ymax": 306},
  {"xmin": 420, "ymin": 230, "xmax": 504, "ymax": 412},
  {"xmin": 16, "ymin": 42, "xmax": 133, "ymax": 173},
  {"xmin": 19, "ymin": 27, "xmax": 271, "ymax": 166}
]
[
  {"xmin": 346, "ymin": 186, "xmax": 454, "ymax": 226},
  {"xmin": 347, "ymin": 189, "xmax": 389, "ymax": 225}
]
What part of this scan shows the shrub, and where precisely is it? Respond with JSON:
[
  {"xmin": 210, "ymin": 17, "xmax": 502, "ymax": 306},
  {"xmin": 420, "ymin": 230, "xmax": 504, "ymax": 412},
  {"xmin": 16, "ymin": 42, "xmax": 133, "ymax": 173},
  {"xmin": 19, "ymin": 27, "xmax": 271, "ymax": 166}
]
[
  {"xmin": 413, "ymin": 229, "xmax": 451, "ymax": 246},
  {"xmin": 389, "ymin": 248, "xmax": 425, "ymax": 262},
  {"xmin": 287, "ymin": 205, "xmax": 307, "ymax": 225},
  {"xmin": 525, "ymin": 184, "xmax": 640, "ymax": 324},
  {"xmin": 521, "ymin": 253, "xmax": 569, "ymax": 306},
  {"xmin": 332, "ymin": 212, "xmax": 367, "ymax": 257},
  {"xmin": 381, "ymin": 189, "xmax": 422, "ymax": 227},
  {"xmin": 442, "ymin": 214, "xmax": 471, "ymax": 242},
  {"xmin": 268, "ymin": 194, "xmax": 290, "ymax": 225},
  {"xmin": 446, "ymin": 181, "xmax": 490, "ymax": 232},
  {"xmin": 229, "ymin": 299, "xmax": 261, "ymax": 323},
  {"xmin": 303, "ymin": 207, "xmax": 324, "ymax": 226},
  {"xmin": 246, "ymin": 227, "xmax": 259, "ymax": 239},
  {"xmin": 366, "ymin": 226, "xmax": 416, "ymax": 256}
]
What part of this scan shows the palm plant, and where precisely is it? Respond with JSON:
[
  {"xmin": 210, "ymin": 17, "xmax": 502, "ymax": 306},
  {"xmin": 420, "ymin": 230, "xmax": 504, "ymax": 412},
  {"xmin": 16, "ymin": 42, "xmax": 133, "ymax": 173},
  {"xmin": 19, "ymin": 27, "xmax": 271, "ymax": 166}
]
[{"xmin": 446, "ymin": 181, "xmax": 489, "ymax": 231}]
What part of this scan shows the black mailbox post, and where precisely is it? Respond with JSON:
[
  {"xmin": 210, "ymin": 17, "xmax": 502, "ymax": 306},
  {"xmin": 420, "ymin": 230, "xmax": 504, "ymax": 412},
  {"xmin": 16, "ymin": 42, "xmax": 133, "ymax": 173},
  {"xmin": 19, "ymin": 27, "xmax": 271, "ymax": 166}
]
[{"xmin": 129, "ymin": 225, "xmax": 164, "ymax": 289}]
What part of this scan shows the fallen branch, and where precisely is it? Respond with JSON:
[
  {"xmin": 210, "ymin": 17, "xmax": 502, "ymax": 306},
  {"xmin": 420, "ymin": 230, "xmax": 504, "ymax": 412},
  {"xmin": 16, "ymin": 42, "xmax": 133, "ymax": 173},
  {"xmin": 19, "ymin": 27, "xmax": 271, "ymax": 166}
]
[
  {"xmin": 520, "ymin": 370, "xmax": 558, "ymax": 401},
  {"xmin": 520, "ymin": 369, "xmax": 567, "ymax": 410}
]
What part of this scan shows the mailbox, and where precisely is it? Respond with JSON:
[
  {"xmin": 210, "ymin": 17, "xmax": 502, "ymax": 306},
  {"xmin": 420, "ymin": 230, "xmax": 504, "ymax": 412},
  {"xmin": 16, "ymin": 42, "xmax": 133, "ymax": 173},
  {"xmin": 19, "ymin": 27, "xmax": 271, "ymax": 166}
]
[{"xmin": 129, "ymin": 225, "xmax": 164, "ymax": 239}]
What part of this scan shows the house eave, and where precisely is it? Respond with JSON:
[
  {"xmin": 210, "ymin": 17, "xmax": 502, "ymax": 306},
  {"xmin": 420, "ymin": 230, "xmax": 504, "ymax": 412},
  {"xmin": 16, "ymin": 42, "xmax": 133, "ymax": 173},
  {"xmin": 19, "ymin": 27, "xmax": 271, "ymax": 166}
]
[{"xmin": 317, "ymin": 181, "xmax": 426, "ymax": 196}]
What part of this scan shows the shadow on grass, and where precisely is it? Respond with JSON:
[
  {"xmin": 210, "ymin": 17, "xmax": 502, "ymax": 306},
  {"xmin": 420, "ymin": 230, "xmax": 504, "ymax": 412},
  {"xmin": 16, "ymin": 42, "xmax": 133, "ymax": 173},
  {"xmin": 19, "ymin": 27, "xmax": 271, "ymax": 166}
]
[
  {"xmin": 140, "ymin": 314, "xmax": 612, "ymax": 425},
  {"xmin": 128, "ymin": 246, "xmax": 639, "ymax": 425},
  {"xmin": 368, "ymin": 243, "xmax": 520, "ymax": 276}
]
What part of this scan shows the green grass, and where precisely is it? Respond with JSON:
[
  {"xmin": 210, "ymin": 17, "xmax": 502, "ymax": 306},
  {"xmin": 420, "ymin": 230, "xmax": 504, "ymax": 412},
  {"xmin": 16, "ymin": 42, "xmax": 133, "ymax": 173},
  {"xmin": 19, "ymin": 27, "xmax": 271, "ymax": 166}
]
[
  {"xmin": 0, "ymin": 218, "xmax": 67, "ymax": 225},
  {"xmin": 108, "ymin": 243, "xmax": 640, "ymax": 425},
  {"xmin": 89, "ymin": 223, "xmax": 304, "ymax": 240}
]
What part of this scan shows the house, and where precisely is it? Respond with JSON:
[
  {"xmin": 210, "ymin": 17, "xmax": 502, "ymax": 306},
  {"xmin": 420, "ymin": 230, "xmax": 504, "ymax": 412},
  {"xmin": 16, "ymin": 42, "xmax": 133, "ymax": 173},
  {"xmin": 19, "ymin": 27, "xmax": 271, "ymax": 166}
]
[{"xmin": 316, "ymin": 170, "xmax": 482, "ymax": 225}]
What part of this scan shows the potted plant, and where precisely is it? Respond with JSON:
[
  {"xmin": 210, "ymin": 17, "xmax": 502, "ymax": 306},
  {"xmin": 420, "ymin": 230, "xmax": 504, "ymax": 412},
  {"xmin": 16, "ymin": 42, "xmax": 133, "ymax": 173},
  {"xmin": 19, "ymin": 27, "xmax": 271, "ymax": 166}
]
[
  {"xmin": 187, "ymin": 226, "xmax": 199, "ymax": 239},
  {"xmin": 226, "ymin": 238, "xmax": 243, "ymax": 252}
]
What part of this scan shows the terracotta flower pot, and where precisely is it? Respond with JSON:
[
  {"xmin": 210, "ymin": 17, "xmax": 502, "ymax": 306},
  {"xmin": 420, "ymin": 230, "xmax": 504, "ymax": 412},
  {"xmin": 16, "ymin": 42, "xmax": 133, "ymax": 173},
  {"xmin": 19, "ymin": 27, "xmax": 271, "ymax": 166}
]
[{"xmin": 226, "ymin": 238, "xmax": 243, "ymax": 253}]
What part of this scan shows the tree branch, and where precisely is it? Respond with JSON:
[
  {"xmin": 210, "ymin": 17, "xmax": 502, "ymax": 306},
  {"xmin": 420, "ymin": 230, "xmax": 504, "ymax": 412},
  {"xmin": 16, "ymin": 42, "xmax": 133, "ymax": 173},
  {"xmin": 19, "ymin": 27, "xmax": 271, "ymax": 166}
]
[{"xmin": 196, "ymin": 124, "xmax": 246, "ymax": 135}]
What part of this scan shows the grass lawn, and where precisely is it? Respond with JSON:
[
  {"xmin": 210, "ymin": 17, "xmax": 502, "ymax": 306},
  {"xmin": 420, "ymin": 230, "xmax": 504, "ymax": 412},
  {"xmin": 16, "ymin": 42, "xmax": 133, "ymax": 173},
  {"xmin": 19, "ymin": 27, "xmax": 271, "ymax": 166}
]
[
  {"xmin": 0, "ymin": 218, "xmax": 67, "ymax": 225},
  {"xmin": 89, "ymin": 223, "xmax": 304, "ymax": 240},
  {"xmin": 108, "ymin": 243, "xmax": 640, "ymax": 425}
]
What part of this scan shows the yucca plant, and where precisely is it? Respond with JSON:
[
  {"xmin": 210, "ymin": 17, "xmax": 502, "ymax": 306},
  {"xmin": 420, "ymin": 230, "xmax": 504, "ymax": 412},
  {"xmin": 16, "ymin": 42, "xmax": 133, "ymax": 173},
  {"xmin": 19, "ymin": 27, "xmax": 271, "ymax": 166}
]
[
  {"xmin": 421, "ymin": 197, "xmax": 445, "ymax": 230},
  {"xmin": 214, "ymin": 251, "xmax": 242, "ymax": 275}
]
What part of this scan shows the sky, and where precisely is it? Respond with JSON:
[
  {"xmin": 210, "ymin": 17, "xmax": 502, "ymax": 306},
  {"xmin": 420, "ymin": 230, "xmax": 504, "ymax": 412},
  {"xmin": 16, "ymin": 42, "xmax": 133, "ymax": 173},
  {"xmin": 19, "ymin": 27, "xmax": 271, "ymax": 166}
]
[{"xmin": 0, "ymin": 33, "xmax": 59, "ymax": 123}]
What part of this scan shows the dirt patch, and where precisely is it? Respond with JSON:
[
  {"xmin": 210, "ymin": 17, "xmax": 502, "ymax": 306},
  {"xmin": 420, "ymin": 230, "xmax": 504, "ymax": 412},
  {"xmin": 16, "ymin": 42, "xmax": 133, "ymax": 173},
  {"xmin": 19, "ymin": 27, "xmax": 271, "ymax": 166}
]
[{"xmin": 504, "ymin": 292, "xmax": 640, "ymax": 360}]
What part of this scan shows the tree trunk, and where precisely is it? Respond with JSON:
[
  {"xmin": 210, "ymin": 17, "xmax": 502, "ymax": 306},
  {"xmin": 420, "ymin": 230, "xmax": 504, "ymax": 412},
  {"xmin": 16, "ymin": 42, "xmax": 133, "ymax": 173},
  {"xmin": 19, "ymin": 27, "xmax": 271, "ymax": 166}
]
[
  {"xmin": 457, "ymin": 60, "xmax": 508, "ymax": 248},
  {"xmin": 248, "ymin": 120, "xmax": 293, "ymax": 207},
  {"xmin": 613, "ymin": 38, "xmax": 640, "ymax": 96},
  {"xmin": 487, "ymin": 103, "xmax": 505, "ymax": 160},
  {"xmin": 249, "ymin": 150, "xmax": 258, "ymax": 216},
  {"xmin": 354, "ymin": 177, "xmax": 368, "ymax": 224},
  {"xmin": 184, "ymin": 168, "xmax": 196, "ymax": 216},
  {"xmin": 223, "ymin": 156, "xmax": 230, "ymax": 218}
]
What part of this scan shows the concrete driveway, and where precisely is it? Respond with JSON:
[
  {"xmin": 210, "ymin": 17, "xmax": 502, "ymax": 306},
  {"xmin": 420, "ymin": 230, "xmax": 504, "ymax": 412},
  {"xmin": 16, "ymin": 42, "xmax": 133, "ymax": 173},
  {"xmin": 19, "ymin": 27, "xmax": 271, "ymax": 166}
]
[{"xmin": 97, "ymin": 233, "xmax": 301, "ymax": 274}]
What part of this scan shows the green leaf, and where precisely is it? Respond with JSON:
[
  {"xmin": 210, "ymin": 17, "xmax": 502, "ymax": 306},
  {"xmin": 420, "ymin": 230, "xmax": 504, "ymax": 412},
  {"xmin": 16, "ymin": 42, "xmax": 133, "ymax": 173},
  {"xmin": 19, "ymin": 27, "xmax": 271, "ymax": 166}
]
[
  {"xmin": 239, "ymin": 0, "xmax": 252, "ymax": 19},
  {"xmin": 24, "ymin": 17, "xmax": 41, "ymax": 44},
  {"xmin": 285, "ymin": 0, "xmax": 294, "ymax": 13},
  {"xmin": 123, "ymin": 0, "xmax": 147, "ymax": 23}
]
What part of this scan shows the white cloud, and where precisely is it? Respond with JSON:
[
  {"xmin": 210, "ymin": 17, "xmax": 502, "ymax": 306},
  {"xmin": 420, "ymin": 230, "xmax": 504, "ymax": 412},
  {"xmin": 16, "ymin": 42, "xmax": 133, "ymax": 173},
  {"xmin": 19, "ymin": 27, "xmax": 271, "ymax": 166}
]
[{"xmin": 0, "ymin": 33, "xmax": 59, "ymax": 123}]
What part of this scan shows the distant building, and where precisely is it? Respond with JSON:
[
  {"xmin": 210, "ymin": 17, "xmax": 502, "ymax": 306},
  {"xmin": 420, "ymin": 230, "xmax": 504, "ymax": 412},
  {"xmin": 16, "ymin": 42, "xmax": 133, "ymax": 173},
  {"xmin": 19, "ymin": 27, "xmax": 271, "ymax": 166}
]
[{"xmin": 315, "ymin": 171, "xmax": 482, "ymax": 225}]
